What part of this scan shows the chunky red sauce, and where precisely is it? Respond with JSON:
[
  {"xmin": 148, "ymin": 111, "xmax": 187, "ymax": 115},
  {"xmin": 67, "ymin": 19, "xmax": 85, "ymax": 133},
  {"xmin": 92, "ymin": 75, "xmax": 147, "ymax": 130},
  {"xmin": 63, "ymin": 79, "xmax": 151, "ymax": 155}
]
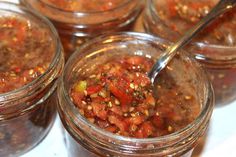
[
  {"xmin": 147, "ymin": 0, "xmax": 236, "ymax": 105},
  {"xmin": 70, "ymin": 55, "xmax": 200, "ymax": 138},
  {"xmin": 156, "ymin": 0, "xmax": 236, "ymax": 45},
  {"xmin": 0, "ymin": 16, "xmax": 54, "ymax": 93},
  {"xmin": 22, "ymin": 0, "xmax": 142, "ymax": 60},
  {"xmin": 42, "ymin": 0, "xmax": 126, "ymax": 12},
  {"xmin": 0, "ymin": 14, "xmax": 58, "ymax": 156}
]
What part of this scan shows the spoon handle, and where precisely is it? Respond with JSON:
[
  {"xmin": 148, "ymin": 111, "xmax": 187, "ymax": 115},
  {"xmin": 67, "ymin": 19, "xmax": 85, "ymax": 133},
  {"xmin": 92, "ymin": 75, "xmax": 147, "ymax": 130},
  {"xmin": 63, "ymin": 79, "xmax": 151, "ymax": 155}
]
[{"xmin": 148, "ymin": 0, "xmax": 236, "ymax": 83}]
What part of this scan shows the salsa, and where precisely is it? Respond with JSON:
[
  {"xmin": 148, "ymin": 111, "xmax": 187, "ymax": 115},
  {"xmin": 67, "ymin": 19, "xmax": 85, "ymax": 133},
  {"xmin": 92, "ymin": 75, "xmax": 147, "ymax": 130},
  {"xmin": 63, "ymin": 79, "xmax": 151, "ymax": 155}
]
[
  {"xmin": 70, "ymin": 55, "xmax": 200, "ymax": 138},
  {"xmin": 145, "ymin": 0, "xmax": 236, "ymax": 105},
  {"xmin": 0, "ymin": 16, "xmax": 54, "ymax": 93},
  {"xmin": 208, "ymin": 67, "xmax": 236, "ymax": 105},
  {"xmin": 155, "ymin": 0, "xmax": 236, "ymax": 45},
  {"xmin": 0, "ymin": 14, "xmax": 58, "ymax": 156},
  {"xmin": 193, "ymin": 45, "xmax": 236, "ymax": 105},
  {"xmin": 42, "ymin": 0, "xmax": 126, "ymax": 12},
  {"xmin": 22, "ymin": 0, "xmax": 142, "ymax": 60}
]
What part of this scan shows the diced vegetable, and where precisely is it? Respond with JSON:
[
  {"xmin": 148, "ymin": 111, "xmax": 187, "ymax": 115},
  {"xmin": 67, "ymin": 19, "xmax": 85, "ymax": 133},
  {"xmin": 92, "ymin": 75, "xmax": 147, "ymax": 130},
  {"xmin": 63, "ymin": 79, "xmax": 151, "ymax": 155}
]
[
  {"xmin": 74, "ymin": 81, "xmax": 87, "ymax": 93},
  {"xmin": 70, "ymin": 55, "xmax": 200, "ymax": 138}
]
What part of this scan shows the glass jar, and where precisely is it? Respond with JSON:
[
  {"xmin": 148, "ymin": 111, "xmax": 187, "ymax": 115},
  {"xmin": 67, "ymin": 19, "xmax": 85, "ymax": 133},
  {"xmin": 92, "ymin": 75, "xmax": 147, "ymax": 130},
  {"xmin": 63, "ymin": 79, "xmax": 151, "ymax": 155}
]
[
  {"xmin": 0, "ymin": 2, "xmax": 64, "ymax": 157},
  {"xmin": 57, "ymin": 32, "xmax": 214, "ymax": 157},
  {"xmin": 21, "ymin": 0, "xmax": 143, "ymax": 60},
  {"xmin": 143, "ymin": 0, "xmax": 236, "ymax": 105}
]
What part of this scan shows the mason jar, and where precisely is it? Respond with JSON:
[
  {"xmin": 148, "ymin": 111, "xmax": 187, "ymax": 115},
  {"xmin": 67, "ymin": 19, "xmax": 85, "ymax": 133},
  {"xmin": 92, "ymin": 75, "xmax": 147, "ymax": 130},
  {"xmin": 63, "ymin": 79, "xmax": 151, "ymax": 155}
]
[
  {"xmin": 143, "ymin": 0, "xmax": 236, "ymax": 105},
  {"xmin": 21, "ymin": 0, "xmax": 143, "ymax": 60},
  {"xmin": 0, "ymin": 2, "xmax": 64, "ymax": 156},
  {"xmin": 57, "ymin": 32, "xmax": 214, "ymax": 157}
]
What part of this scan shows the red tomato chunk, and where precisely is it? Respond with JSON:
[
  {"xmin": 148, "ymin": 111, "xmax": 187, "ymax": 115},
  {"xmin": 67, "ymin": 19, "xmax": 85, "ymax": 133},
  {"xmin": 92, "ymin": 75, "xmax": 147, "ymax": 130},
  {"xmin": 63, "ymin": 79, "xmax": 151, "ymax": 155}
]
[
  {"xmin": 70, "ymin": 55, "xmax": 200, "ymax": 138},
  {"xmin": 0, "ymin": 16, "xmax": 54, "ymax": 93}
]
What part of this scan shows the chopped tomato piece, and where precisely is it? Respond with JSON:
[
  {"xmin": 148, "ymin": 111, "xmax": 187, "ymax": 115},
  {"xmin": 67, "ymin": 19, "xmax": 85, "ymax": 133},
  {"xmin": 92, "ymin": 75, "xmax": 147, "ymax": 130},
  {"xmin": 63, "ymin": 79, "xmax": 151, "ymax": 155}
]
[
  {"xmin": 145, "ymin": 94, "xmax": 155, "ymax": 106},
  {"xmin": 86, "ymin": 85, "xmax": 102, "ymax": 95},
  {"xmin": 127, "ymin": 115, "xmax": 145, "ymax": 125},
  {"xmin": 71, "ymin": 92, "xmax": 84, "ymax": 108},
  {"xmin": 97, "ymin": 120, "xmax": 110, "ymax": 128},
  {"xmin": 108, "ymin": 115, "xmax": 129, "ymax": 132},
  {"xmin": 105, "ymin": 125, "xmax": 118, "ymax": 133},
  {"xmin": 167, "ymin": 0, "xmax": 177, "ymax": 17},
  {"xmin": 135, "ymin": 121, "xmax": 154, "ymax": 138},
  {"xmin": 91, "ymin": 102, "xmax": 107, "ymax": 120},
  {"xmin": 133, "ymin": 72, "xmax": 151, "ymax": 87},
  {"xmin": 109, "ymin": 82, "xmax": 132, "ymax": 112},
  {"xmin": 151, "ymin": 115, "xmax": 164, "ymax": 128},
  {"xmin": 109, "ymin": 105, "xmax": 123, "ymax": 116},
  {"xmin": 91, "ymin": 97, "xmax": 105, "ymax": 103}
]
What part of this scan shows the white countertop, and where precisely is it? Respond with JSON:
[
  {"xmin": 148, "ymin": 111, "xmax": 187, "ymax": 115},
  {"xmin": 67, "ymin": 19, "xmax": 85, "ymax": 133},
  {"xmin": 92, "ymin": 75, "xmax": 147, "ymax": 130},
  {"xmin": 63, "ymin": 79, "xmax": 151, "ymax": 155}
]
[
  {"xmin": 192, "ymin": 101, "xmax": 236, "ymax": 157},
  {"xmin": 20, "ymin": 100, "xmax": 236, "ymax": 157}
]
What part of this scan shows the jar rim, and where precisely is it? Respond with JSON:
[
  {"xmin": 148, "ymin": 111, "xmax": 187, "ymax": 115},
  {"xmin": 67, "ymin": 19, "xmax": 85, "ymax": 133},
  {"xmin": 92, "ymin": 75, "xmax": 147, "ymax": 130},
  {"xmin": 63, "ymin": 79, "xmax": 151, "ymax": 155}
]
[
  {"xmin": 0, "ymin": 2, "xmax": 62, "ymax": 102},
  {"xmin": 60, "ymin": 32, "xmax": 214, "ymax": 145},
  {"xmin": 25, "ymin": 0, "xmax": 134, "ymax": 15},
  {"xmin": 193, "ymin": 42, "xmax": 236, "ymax": 64}
]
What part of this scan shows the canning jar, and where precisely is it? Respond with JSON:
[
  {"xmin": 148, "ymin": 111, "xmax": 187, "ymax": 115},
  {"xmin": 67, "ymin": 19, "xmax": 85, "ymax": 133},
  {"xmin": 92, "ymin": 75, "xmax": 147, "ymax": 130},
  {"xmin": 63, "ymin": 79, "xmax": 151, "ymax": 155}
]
[
  {"xmin": 143, "ymin": 0, "xmax": 236, "ymax": 105},
  {"xmin": 21, "ymin": 0, "xmax": 143, "ymax": 60},
  {"xmin": 57, "ymin": 32, "xmax": 214, "ymax": 157},
  {"xmin": 0, "ymin": 2, "xmax": 64, "ymax": 157}
]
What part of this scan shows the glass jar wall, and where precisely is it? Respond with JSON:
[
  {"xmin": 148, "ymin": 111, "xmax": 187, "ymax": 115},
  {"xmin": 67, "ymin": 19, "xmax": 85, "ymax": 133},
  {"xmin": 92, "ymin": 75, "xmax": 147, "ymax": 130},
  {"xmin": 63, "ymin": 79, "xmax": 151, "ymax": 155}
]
[
  {"xmin": 143, "ymin": 0, "xmax": 236, "ymax": 105},
  {"xmin": 21, "ymin": 0, "xmax": 143, "ymax": 60},
  {"xmin": 0, "ymin": 2, "xmax": 64, "ymax": 156},
  {"xmin": 57, "ymin": 32, "xmax": 214, "ymax": 157}
]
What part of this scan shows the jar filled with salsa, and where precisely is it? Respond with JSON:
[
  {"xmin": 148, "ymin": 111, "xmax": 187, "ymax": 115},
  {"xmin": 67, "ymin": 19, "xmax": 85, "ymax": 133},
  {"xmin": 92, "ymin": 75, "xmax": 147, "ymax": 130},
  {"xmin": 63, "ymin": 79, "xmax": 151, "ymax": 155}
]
[
  {"xmin": 21, "ymin": 0, "xmax": 143, "ymax": 60},
  {"xmin": 0, "ymin": 2, "xmax": 64, "ymax": 156},
  {"xmin": 144, "ymin": 0, "xmax": 236, "ymax": 105},
  {"xmin": 57, "ymin": 32, "xmax": 214, "ymax": 157}
]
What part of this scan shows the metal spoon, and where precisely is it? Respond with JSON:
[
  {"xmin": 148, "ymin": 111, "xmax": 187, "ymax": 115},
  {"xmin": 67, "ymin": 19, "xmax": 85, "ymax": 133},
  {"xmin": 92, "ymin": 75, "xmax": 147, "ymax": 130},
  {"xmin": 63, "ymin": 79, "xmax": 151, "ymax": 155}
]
[{"xmin": 148, "ymin": 0, "xmax": 236, "ymax": 84}]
